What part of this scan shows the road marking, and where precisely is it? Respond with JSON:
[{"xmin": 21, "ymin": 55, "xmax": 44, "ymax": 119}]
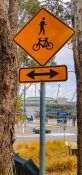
[
  {"xmin": 15, "ymin": 133, "xmax": 76, "ymax": 138},
  {"xmin": 49, "ymin": 133, "xmax": 76, "ymax": 136}
]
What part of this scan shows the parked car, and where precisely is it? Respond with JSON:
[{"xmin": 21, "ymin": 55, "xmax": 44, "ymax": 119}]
[
  {"xmin": 33, "ymin": 127, "xmax": 51, "ymax": 134},
  {"xmin": 26, "ymin": 116, "xmax": 33, "ymax": 121},
  {"xmin": 57, "ymin": 119, "xmax": 67, "ymax": 125}
]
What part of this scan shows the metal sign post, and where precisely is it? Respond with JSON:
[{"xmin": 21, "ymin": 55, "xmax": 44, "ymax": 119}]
[{"xmin": 40, "ymin": 82, "xmax": 46, "ymax": 175}]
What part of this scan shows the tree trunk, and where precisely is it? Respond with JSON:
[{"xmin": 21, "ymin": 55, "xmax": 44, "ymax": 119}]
[
  {"xmin": 0, "ymin": 1, "xmax": 18, "ymax": 175},
  {"xmin": 76, "ymin": 32, "xmax": 82, "ymax": 175},
  {"xmin": 71, "ymin": 0, "xmax": 82, "ymax": 173},
  {"xmin": 73, "ymin": 30, "xmax": 82, "ymax": 175},
  {"xmin": 77, "ymin": 79, "xmax": 82, "ymax": 175}
]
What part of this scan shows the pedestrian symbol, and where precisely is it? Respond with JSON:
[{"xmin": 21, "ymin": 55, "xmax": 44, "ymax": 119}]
[{"xmin": 39, "ymin": 17, "xmax": 46, "ymax": 35}]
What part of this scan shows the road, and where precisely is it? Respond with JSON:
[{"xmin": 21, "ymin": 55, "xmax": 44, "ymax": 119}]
[
  {"xmin": 15, "ymin": 132, "xmax": 76, "ymax": 143},
  {"xmin": 15, "ymin": 121, "xmax": 77, "ymax": 143}
]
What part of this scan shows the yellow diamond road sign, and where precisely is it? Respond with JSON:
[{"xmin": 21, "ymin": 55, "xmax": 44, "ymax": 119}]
[{"xmin": 14, "ymin": 8, "xmax": 75, "ymax": 66}]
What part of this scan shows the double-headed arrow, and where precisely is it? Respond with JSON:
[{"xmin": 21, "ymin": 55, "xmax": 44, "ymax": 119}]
[
  {"xmin": 27, "ymin": 69, "xmax": 58, "ymax": 79},
  {"xmin": 19, "ymin": 65, "xmax": 67, "ymax": 83}
]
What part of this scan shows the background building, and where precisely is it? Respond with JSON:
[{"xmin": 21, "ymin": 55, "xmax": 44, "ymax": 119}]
[{"xmin": 23, "ymin": 97, "xmax": 77, "ymax": 119}]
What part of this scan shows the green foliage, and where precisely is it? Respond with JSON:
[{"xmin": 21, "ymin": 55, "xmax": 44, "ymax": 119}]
[
  {"xmin": 48, "ymin": 59, "xmax": 57, "ymax": 66},
  {"xmin": 18, "ymin": 48, "xmax": 39, "ymax": 67},
  {"xmin": 19, "ymin": 0, "xmax": 40, "ymax": 16},
  {"xmin": 15, "ymin": 96, "xmax": 26, "ymax": 124},
  {"xmin": 18, "ymin": 48, "xmax": 27, "ymax": 67},
  {"xmin": 43, "ymin": 0, "xmax": 71, "ymax": 24},
  {"xmin": 15, "ymin": 114, "xmax": 26, "ymax": 124},
  {"xmin": 16, "ymin": 96, "xmax": 22, "ymax": 113},
  {"xmin": 19, "ymin": 0, "xmax": 25, "ymax": 10},
  {"xmin": 25, "ymin": 0, "xmax": 41, "ymax": 16}
]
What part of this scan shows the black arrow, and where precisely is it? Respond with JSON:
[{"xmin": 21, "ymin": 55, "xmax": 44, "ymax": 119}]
[{"xmin": 27, "ymin": 69, "xmax": 59, "ymax": 79}]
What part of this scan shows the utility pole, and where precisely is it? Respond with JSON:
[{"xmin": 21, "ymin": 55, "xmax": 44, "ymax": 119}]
[
  {"xmin": 35, "ymin": 84, "xmax": 37, "ymax": 97},
  {"xmin": 23, "ymin": 85, "xmax": 26, "ymax": 115},
  {"xmin": 56, "ymin": 84, "xmax": 60, "ymax": 103},
  {"xmin": 22, "ymin": 85, "xmax": 26, "ymax": 133},
  {"xmin": 71, "ymin": 0, "xmax": 82, "ymax": 174}
]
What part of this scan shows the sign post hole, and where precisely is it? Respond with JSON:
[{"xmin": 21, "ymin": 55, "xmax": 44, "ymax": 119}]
[{"xmin": 40, "ymin": 82, "xmax": 46, "ymax": 175}]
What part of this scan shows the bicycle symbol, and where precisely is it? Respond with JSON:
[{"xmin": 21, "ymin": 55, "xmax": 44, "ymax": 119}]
[{"xmin": 32, "ymin": 38, "xmax": 53, "ymax": 51}]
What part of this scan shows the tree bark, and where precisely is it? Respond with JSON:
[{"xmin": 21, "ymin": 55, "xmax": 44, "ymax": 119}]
[
  {"xmin": 8, "ymin": 0, "xmax": 18, "ymax": 33},
  {"xmin": 76, "ymin": 32, "xmax": 82, "ymax": 175},
  {"xmin": 71, "ymin": 0, "xmax": 82, "ymax": 173},
  {"xmin": 72, "ymin": 29, "xmax": 82, "ymax": 175},
  {"xmin": 77, "ymin": 80, "xmax": 82, "ymax": 175},
  {"xmin": 0, "ymin": 1, "xmax": 18, "ymax": 175}
]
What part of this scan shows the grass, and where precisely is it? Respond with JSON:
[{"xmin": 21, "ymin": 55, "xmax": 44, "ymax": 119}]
[{"xmin": 13, "ymin": 140, "xmax": 77, "ymax": 175}]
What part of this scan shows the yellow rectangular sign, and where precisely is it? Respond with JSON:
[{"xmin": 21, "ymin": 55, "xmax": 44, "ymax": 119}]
[{"xmin": 19, "ymin": 65, "xmax": 67, "ymax": 83}]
